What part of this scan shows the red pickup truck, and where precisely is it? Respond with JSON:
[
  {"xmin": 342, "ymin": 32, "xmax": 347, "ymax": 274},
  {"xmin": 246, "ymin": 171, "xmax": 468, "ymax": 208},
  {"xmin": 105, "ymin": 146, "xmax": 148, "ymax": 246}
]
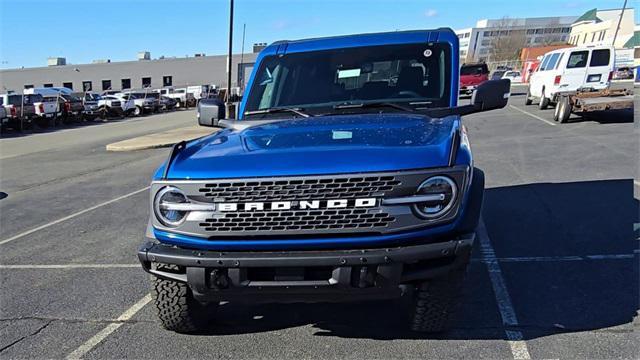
[{"xmin": 459, "ymin": 63, "xmax": 489, "ymax": 97}]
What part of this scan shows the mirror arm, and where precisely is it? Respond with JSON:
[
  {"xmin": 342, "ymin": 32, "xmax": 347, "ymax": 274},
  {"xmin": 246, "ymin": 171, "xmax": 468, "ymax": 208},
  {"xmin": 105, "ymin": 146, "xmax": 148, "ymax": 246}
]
[{"xmin": 422, "ymin": 104, "xmax": 478, "ymax": 118}]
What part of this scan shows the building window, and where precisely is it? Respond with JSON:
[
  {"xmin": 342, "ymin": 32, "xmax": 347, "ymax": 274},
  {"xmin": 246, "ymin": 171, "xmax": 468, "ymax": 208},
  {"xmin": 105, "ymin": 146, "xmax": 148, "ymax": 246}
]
[
  {"xmin": 24, "ymin": 84, "xmax": 34, "ymax": 89},
  {"xmin": 102, "ymin": 80, "xmax": 112, "ymax": 91},
  {"xmin": 163, "ymin": 76, "xmax": 172, "ymax": 87},
  {"xmin": 63, "ymin": 82, "xmax": 73, "ymax": 90},
  {"xmin": 82, "ymin": 81, "xmax": 92, "ymax": 91},
  {"xmin": 121, "ymin": 78, "xmax": 131, "ymax": 90},
  {"xmin": 142, "ymin": 77, "xmax": 152, "ymax": 88},
  {"xmin": 43, "ymin": 83, "xmax": 53, "ymax": 88}
]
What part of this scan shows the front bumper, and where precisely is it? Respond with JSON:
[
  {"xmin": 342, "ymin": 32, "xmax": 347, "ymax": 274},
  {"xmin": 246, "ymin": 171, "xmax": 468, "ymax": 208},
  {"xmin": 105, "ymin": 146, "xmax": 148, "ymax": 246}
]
[
  {"xmin": 138, "ymin": 233, "xmax": 474, "ymax": 303},
  {"xmin": 459, "ymin": 85, "xmax": 476, "ymax": 95}
]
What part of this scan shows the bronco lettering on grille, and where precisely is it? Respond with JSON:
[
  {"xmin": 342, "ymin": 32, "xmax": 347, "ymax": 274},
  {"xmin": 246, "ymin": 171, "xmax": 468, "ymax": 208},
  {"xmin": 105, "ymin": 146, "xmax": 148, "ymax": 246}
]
[{"xmin": 217, "ymin": 198, "xmax": 377, "ymax": 212}]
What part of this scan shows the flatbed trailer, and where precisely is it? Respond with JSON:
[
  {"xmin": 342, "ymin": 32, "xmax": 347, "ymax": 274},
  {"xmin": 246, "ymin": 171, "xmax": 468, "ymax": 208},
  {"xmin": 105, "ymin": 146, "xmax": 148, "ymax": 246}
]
[{"xmin": 553, "ymin": 80, "xmax": 634, "ymax": 123}]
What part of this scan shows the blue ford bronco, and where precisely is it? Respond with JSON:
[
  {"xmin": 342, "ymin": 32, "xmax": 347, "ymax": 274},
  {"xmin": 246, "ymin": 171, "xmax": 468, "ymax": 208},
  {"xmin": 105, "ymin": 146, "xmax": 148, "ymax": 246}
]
[{"xmin": 138, "ymin": 28, "xmax": 510, "ymax": 333}]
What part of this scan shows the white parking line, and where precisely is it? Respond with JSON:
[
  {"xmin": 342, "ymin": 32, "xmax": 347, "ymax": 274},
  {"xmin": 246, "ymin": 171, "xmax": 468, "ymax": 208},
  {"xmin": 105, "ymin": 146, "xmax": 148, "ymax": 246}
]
[
  {"xmin": 66, "ymin": 294, "xmax": 152, "ymax": 359},
  {"xmin": 0, "ymin": 186, "xmax": 150, "ymax": 246},
  {"xmin": 477, "ymin": 220, "xmax": 531, "ymax": 360},
  {"xmin": 634, "ymin": 180, "xmax": 640, "ymax": 188},
  {"xmin": 0, "ymin": 264, "xmax": 139, "ymax": 269},
  {"xmin": 509, "ymin": 105, "xmax": 557, "ymax": 126}
]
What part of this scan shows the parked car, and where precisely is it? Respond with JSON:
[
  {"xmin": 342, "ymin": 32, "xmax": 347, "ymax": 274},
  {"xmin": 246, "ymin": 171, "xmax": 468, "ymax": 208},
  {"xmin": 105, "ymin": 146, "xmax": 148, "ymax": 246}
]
[
  {"xmin": 501, "ymin": 70, "xmax": 522, "ymax": 83},
  {"xmin": 101, "ymin": 90, "xmax": 121, "ymax": 96},
  {"xmin": 33, "ymin": 95, "xmax": 58, "ymax": 126},
  {"xmin": 526, "ymin": 45, "xmax": 615, "ymax": 109},
  {"xmin": 48, "ymin": 93, "xmax": 84, "ymax": 123},
  {"xmin": 612, "ymin": 66, "xmax": 634, "ymax": 80},
  {"xmin": 0, "ymin": 93, "xmax": 37, "ymax": 130},
  {"xmin": 490, "ymin": 70, "xmax": 506, "ymax": 80},
  {"xmin": 160, "ymin": 96, "xmax": 177, "ymax": 111},
  {"xmin": 114, "ymin": 91, "xmax": 156, "ymax": 116},
  {"xmin": 0, "ymin": 105, "xmax": 6, "ymax": 130},
  {"xmin": 143, "ymin": 92, "xmax": 163, "ymax": 112},
  {"xmin": 154, "ymin": 87, "xmax": 196, "ymax": 108},
  {"xmin": 459, "ymin": 63, "xmax": 489, "ymax": 96},
  {"xmin": 138, "ymin": 28, "xmax": 511, "ymax": 334},
  {"xmin": 79, "ymin": 93, "xmax": 125, "ymax": 120}
]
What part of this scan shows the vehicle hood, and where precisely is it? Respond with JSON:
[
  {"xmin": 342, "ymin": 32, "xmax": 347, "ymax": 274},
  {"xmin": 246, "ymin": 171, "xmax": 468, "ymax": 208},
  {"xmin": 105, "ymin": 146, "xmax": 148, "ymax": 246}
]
[
  {"xmin": 161, "ymin": 113, "xmax": 458, "ymax": 180},
  {"xmin": 460, "ymin": 74, "xmax": 487, "ymax": 86}
]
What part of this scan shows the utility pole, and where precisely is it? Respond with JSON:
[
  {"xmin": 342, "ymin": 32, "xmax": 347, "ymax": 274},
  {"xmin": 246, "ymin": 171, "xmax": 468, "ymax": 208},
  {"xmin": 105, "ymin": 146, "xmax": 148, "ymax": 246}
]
[
  {"xmin": 612, "ymin": 0, "xmax": 628, "ymax": 47},
  {"xmin": 240, "ymin": 23, "xmax": 246, "ymax": 93},
  {"xmin": 225, "ymin": 0, "xmax": 235, "ymax": 118}
]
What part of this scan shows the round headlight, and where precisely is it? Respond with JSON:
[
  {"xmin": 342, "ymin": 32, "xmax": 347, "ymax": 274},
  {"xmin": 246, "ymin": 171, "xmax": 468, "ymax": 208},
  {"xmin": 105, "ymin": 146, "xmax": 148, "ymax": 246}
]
[
  {"xmin": 154, "ymin": 186, "xmax": 188, "ymax": 227},
  {"xmin": 413, "ymin": 176, "xmax": 457, "ymax": 219}
]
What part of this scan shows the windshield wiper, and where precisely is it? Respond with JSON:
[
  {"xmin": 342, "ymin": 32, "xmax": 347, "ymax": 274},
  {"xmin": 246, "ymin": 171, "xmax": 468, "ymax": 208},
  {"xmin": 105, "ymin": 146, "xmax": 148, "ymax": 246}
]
[
  {"xmin": 332, "ymin": 101, "xmax": 414, "ymax": 112},
  {"xmin": 244, "ymin": 107, "xmax": 312, "ymax": 118}
]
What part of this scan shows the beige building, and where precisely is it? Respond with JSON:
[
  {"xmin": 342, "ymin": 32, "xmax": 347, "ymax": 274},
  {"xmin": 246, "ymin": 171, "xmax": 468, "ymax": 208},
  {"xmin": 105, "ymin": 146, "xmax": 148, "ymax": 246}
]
[{"xmin": 568, "ymin": 8, "xmax": 635, "ymax": 48}]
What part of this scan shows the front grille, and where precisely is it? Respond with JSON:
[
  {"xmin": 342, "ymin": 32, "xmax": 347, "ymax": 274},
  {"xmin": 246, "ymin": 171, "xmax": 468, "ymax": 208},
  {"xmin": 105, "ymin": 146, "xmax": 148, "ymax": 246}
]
[
  {"xmin": 199, "ymin": 208, "xmax": 395, "ymax": 233},
  {"xmin": 198, "ymin": 176, "xmax": 402, "ymax": 202}
]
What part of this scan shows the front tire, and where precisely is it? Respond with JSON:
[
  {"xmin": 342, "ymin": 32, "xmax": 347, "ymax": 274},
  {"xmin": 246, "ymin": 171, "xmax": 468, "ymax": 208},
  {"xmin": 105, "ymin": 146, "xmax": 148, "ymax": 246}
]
[
  {"xmin": 133, "ymin": 106, "xmax": 142, "ymax": 117},
  {"xmin": 410, "ymin": 264, "xmax": 468, "ymax": 333},
  {"xmin": 152, "ymin": 264, "xmax": 218, "ymax": 333}
]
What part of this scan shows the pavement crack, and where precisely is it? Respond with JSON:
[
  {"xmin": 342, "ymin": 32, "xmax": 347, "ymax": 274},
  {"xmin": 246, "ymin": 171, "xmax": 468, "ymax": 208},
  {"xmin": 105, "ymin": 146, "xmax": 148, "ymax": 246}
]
[
  {"xmin": 0, "ymin": 319, "xmax": 53, "ymax": 354},
  {"xmin": 0, "ymin": 316, "xmax": 154, "ymax": 325}
]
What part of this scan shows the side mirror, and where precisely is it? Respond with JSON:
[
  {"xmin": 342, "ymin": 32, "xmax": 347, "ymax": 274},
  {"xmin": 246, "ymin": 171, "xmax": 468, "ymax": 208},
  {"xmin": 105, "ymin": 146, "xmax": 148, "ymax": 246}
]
[
  {"xmin": 197, "ymin": 98, "xmax": 225, "ymax": 127},
  {"xmin": 471, "ymin": 79, "xmax": 510, "ymax": 112}
]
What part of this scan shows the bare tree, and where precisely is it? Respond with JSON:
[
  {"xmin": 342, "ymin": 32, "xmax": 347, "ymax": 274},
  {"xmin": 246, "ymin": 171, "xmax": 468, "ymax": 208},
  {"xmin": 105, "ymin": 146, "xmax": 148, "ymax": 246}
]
[{"xmin": 487, "ymin": 17, "xmax": 528, "ymax": 62}]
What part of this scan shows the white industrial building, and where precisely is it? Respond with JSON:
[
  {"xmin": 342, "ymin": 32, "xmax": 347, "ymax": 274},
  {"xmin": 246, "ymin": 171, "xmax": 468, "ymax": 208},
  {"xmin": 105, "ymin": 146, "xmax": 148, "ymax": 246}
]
[
  {"xmin": 455, "ymin": 16, "xmax": 577, "ymax": 63},
  {"xmin": 0, "ymin": 47, "xmax": 261, "ymax": 94}
]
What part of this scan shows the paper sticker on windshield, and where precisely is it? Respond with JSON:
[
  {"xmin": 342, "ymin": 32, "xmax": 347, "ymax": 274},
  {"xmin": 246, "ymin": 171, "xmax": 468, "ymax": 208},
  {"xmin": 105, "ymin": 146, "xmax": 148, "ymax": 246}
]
[
  {"xmin": 423, "ymin": 49, "xmax": 432, "ymax": 57},
  {"xmin": 337, "ymin": 69, "xmax": 361, "ymax": 79},
  {"xmin": 332, "ymin": 131, "xmax": 352, "ymax": 140}
]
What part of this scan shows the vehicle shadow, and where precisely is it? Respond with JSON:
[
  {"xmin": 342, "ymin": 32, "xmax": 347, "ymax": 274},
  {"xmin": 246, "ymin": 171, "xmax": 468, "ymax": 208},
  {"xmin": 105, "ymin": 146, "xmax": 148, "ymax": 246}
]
[
  {"xmin": 574, "ymin": 109, "xmax": 634, "ymax": 124},
  {"xmin": 194, "ymin": 179, "xmax": 638, "ymax": 340}
]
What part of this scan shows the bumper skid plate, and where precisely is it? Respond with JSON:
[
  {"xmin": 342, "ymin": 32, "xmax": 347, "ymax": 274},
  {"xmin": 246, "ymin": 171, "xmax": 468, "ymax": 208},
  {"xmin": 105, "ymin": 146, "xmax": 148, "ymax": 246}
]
[{"xmin": 138, "ymin": 234, "xmax": 474, "ymax": 303}]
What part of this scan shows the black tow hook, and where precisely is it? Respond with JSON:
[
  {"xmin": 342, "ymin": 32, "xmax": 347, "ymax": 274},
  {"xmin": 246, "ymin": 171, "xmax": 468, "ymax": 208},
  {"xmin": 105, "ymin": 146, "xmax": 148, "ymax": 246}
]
[{"xmin": 210, "ymin": 269, "xmax": 230, "ymax": 289}]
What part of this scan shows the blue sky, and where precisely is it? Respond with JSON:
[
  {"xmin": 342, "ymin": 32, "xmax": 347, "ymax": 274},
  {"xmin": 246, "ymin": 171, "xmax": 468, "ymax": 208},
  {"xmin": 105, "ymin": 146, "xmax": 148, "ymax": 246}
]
[{"xmin": 0, "ymin": 0, "xmax": 633, "ymax": 69}]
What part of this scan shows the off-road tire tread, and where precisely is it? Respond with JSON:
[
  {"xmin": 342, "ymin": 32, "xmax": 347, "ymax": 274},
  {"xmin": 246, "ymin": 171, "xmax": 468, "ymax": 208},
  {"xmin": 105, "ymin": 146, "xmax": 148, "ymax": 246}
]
[
  {"xmin": 152, "ymin": 264, "xmax": 216, "ymax": 333},
  {"xmin": 410, "ymin": 266, "xmax": 467, "ymax": 333}
]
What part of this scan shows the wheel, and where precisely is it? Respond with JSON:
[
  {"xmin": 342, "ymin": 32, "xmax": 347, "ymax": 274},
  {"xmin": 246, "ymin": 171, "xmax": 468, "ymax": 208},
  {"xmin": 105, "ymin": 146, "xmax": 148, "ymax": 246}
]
[
  {"xmin": 525, "ymin": 88, "xmax": 532, "ymax": 105},
  {"xmin": 175, "ymin": 101, "xmax": 182, "ymax": 109},
  {"xmin": 553, "ymin": 101, "xmax": 560, "ymax": 121},
  {"xmin": 152, "ymin": 264, "xmax": 218, "ymax": 333},
  {"xmin": 538, "ymin": 89, "xmax": 549, "ymax": 110},
  {"xmin": 133, "ymin": 106, "xmax": 142, "ymax": 116},
  {"xmin": 557, "ymin": 96, "xmax": 571, "ymax": 123},
  {"xmin": 410, "ymin": 263, "xmax": 468, "ymax": 333},
  {"xmin": 98, "ymin": 107, "xmax": 108, "ymax": 120}
]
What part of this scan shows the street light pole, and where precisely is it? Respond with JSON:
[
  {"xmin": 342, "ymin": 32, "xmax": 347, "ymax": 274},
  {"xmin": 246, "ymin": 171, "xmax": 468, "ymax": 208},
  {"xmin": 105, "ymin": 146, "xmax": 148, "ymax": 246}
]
[
  {"xmin": 225, "ymin": 0, "xmax": 235, "ymax": 118},
  {"xmin": 612, "ymin": 0, "xmax": 628, "ymax": 47}
]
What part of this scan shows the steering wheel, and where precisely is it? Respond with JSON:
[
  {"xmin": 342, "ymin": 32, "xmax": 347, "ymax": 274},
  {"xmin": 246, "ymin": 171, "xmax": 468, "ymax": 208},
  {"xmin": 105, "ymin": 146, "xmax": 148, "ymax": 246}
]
[{"xmin": 393, "ymin": 90, "xmax": 421, "ymax": 98}]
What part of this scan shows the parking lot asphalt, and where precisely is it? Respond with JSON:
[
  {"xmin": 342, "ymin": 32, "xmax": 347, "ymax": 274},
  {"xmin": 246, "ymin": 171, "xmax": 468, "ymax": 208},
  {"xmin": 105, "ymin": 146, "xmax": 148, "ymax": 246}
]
[{"xmin": 0, "ymin": 97, "xmax": 637, "ymax": 359}]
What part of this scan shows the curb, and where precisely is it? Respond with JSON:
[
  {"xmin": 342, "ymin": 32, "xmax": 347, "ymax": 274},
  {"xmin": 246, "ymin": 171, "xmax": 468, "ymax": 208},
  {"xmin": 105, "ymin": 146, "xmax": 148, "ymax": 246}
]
[{"xmin": 106, "ymin": 126, "xmax": 218, "ymax": 152}]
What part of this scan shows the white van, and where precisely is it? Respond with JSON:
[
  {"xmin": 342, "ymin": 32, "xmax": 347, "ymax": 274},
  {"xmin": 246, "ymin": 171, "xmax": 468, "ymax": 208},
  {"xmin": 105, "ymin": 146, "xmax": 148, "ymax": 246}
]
[{"xmin": 526, "ymin": 46, "xmax": 614, "ymax": 109}]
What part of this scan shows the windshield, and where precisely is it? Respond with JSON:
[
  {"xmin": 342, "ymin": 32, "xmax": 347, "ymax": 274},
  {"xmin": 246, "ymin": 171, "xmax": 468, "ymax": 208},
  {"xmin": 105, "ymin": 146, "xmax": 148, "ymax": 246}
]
[
  {"xmin": 243, "ymin": 43, "xmax": 451, "ymax": 117},
  {"xmin": 460, "ymin": 64, "xmax": 488, "ymax": 76}
]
